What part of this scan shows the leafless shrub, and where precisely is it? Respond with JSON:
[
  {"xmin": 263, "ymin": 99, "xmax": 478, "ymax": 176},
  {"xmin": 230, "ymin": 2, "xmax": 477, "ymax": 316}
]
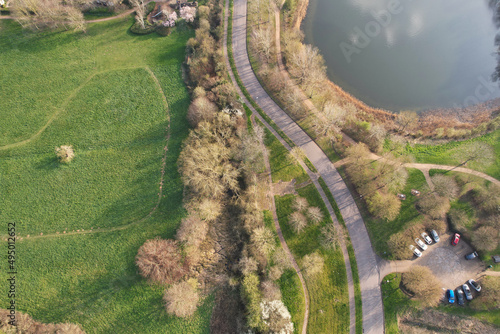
[
  {"xmin": 164, "ymin": 279, "xmax": 199, "ymax": 317},
  {"xmin": 239, "ymin": 256, "xmax": 258, "ymax": 276},
  {"xmin": 187, "ymin": 96, "xmax": 218, "ymax": 127},
  {"xmin": 307, "ymin": 206, "xmax": 325, "ymax": 224},
  {"xmin": 176, "ymin": 215, "xmax": 208, "ymax": 248},
  {"xmin": 289, "ymin": 212, "xmax": 308, "ymax": 233},
  {"xmin": 402, "ymin": 266, "xmax": 442, "ymax": 307},
  {"xmin": 272, "ymin": 248, "xmax": 292, "ymax": 270},
  {"xmin": 301, "ymin": 252, "xmax": 324, "ymax": 277},
  {"xmin": 135, "ymin": 238, "xmax": 187, "ymax": 285},
  {"xmin": 320, "ymin": 223, "xmax": 340, "ymax": 250},
  {"xmin": 260, "ymin": 280, "xmax": 282, "ymax": 301},
  {"xmin": 387, "ymin": 232, "xmax": 413, "ymax": 260},
  {"xmin": 268, "ymin": 265, "xmax": 284, "ymax": 281},
  {"xmin": 55, "ymin": 145, "xmax": 75, "ymax": 163},
  {"xmin": 416, "ymin": 193, "xmax": 450, "ymax": 219},
  {"xmin": 448, "ymin": 208, "xmax": 470, "ymax": 234},
  {"xmin": 251, "ymin": 227, "xmax": 276, "ymax": 257},
  {"xmin": 431, "ymin": 174, "xmax": 459, "ymax": 199},
  {"xmin": 472, "ymin": 226, "xmax": 499, "ymax": 252},
  {"xmin": 292, "ymin": 197, "xmax": 309, "ymax": 212}
]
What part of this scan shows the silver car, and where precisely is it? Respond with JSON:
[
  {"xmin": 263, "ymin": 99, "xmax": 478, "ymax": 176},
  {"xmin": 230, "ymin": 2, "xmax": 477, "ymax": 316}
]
[
  {"xmin": 415, "ymin": 238, "xmax": 427, "ymax": 251},
  {"xmin": 431, "ymin": 230, "xmax": 440, "ymax": 243},
  {"xmin": 463, "ymin": 284, "xmax": 473, "ymax": 301}
]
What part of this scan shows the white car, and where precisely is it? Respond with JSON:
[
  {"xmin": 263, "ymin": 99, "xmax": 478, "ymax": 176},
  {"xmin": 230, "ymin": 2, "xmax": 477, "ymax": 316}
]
[
  {"xmin": 415, "ymin": 238, "xmax": 427, "ymax": 251},
  {"xmin": 421, "ymin": 232, "xmax": 433, "ymax": 245},
  {"xmin": 409, "ymin": 245, "xmax": 422, "ymax": 257}
]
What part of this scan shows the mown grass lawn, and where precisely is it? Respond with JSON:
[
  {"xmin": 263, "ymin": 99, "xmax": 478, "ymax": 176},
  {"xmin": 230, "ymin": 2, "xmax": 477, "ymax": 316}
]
[
  {"xmin": 275, "ymin": 185, "xmax": 349, "ymax": 333},
  {"xmin": 381, "ymin": 273, "xmax": 416, "ymax": 334},
  {"xmin": 0, "ymin": 17, "xmax": 205, "ymax": 333},
  {"xmin": 399, "ymin": 129, "xmax": 500, "ymax": 180},
  {"xmin": 365, "ymin": 168, "xmax": 428, "ymax": 258}
]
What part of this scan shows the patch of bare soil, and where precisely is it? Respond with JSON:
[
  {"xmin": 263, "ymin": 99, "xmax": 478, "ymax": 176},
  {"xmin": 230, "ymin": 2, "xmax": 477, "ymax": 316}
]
[{"xmin": 400, "ymin": 309, "xmax": 499, "ymax": 334}]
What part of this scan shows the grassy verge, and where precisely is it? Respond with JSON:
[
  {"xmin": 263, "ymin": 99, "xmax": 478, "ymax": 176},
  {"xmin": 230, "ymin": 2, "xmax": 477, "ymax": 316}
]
[
  {"xmin": 0, "ymin": 18, "xmax": 205, "ymax": 333},
  {"xmin": 318, "ymin": 177, "xmax": 362, "ymax": 334},
  {"xmin": 275, "ymin": 184, "xmax": 349, "ymax": 333},
  {"xmin": 263, "ymin": 125, "xmax": 309, "ymax": 184},
  {"xmin": 399, "ymin": 128, "xmax": 500, "ymax": 180},
  {"xmin": 381, "ymin": 273, "xmax": 416, "ymax": 334}
]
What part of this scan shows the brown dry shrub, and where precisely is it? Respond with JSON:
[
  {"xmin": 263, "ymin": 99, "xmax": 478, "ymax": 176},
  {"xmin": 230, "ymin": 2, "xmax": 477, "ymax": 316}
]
[
  {"xmin": 187, "ymin": 96, "xmax": 218, "ymax": 128},
  {"xmin": 55, "ymin": 145, "xmax": 75, "ymax": 163},
  {"xmin": 164, "ymin": 279, "xmax": 199, "ymax": 317},
  {"xmin": 135, "ymin": 237, "xmax": 187, "ymax": 285},
  {"xmin": 416, "ymin": 193, "xmax": 450, "ymax": 219},
  {"xmin": 471, "ymin": 226, "xmax": 499, "ymax": 252},
  {"xmin": 260, "ymin": 280, "xmax": 282, "ymax": 301},
  {"xmin": 0, "ymin": 309, "xmax": 85, "ymax": 333},
  {"xmin": 402, "ymin": 265, "xmax": 442, "ymax": 307}
]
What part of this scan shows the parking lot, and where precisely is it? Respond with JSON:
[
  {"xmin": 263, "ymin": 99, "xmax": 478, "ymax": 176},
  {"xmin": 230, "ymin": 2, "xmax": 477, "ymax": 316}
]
[{"xmin": 414, "ymin": 232, "xmax": 484, "ymax": 288}]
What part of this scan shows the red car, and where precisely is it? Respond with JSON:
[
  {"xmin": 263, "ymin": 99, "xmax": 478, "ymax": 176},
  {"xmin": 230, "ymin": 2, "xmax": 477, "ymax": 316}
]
[{"xmin": 452, "ymin": 233, "xmax": 460, "ymax": 246}]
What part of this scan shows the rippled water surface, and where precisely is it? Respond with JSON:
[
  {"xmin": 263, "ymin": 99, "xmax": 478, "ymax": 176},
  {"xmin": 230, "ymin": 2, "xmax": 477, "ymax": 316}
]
[{"xmin": 302, "ymin": 0, "xmax": 500, "ymax": 111}]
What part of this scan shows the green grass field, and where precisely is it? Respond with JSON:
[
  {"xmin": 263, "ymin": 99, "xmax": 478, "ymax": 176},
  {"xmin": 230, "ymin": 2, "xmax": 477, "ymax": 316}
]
[
  {"xmin": 0, "ymin": 17, "xmax": 206, "ymax": 333},
  {"xmin": 381, "ymin": 273, "xmax": 416, "ymax": 334},
  {"xmin": 399, "ymin": 129, "xmax": 500, "ymax": 180},
  {"xmin": 364, "ymin": 168, "xmax": 428, "ymax": 258},
  {"xmin": 275, "ymin": 184, "xmax": 349, "ymax": 333}
]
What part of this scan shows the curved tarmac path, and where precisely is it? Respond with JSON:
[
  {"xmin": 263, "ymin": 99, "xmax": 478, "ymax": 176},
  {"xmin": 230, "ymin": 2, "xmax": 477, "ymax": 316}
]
[{"xmin": 231, "ymin": 0, "xmax": 384, "ymax": 332}]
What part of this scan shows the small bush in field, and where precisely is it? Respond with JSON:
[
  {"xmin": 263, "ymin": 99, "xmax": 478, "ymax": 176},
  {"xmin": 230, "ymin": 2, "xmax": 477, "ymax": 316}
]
[
  {"xmin": 292, "ymin": 196, "xmax": 309, "ymax": 212},
  {"xmin": 289, "ymin": 212, "xmax": 307, "ymax": 233},
  {"xmin": 55, "ymin": 145, "xmax": 75, "ymax": 163},
  {"xmin": 301, "ymin": 252, "xmax": 324, "ymax": 276},
  {"xmin": 472, "ymin": 226, "xmax": 499, "ymax": 252},
  {"xmin": 307, "ymin": 206, "xmax": 324, "ymax": 224}
]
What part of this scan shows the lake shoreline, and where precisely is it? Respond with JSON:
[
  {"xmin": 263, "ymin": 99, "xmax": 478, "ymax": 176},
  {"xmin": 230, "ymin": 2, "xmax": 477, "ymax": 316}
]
[{"xmin": 293, "ymin": 0, "xmax": 499, "ymax": 126}]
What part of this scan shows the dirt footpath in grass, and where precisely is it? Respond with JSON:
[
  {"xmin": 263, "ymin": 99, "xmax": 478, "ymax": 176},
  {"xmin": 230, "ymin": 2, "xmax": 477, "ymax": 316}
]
[{"xmin": 414, "ymin": 233, "xmax": 484, "ymax": 288}]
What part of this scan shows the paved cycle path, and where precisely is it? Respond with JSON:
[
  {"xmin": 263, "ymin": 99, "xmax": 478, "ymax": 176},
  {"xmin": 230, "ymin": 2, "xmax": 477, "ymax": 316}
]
[{"xmin": 232, "ymin": 0, "xmax": 384, "ymax": 332}]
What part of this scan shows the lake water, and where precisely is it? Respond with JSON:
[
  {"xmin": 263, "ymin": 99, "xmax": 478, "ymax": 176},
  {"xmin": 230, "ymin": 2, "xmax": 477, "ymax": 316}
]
[{"xmin": 302, "ymin": 0, "xmax": 500, "ymax": 112}]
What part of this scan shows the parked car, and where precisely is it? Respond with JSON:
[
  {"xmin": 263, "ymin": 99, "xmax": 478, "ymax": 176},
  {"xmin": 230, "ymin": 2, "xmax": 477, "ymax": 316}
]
[
  {"xmin": 452, "ymin": 233, "xmax": 460, "ymax": 246},
  {"xmin": 447, "ymin": 289, "xmax": 455, "ymax": 304},
  {"xmin": 463, "ymin": 284, "xmax": 473, "ymax": 301},
  {"xmin": 415, "ymin": 238, "xmax": 427, "ymax": 250},
  {"xmin": 421, "ymin": 232, "xmax": 433, "ymax": 244},
  {"xmin": 431, "ymin": 229, "xmax": 440, "ymax": 243},
  {"xmin": 465, "ymin": 251, "xmax": 478, "ymax": 260},
  {"xmin": 409, "ymin": 245, "xmax": 422, "ymax": 257},
  {"xmin": 456, "ymin": 287, "xmax": 465, "ymax": 305},
  {"xmin": 468, "ymin": 279, "xmax": 481, "ymax": 292}
]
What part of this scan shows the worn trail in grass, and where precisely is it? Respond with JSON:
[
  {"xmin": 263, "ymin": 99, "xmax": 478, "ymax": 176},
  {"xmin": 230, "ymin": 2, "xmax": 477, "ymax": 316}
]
[{"xmin": 0, "ymin": 18, "xmax": 202, "ymax": 333}]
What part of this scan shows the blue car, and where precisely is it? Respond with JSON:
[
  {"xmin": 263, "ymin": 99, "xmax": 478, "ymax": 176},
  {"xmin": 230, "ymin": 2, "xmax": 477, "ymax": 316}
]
[{"xmin": 447, "ymin": 289, "xmax": 455, "ymax": 304}]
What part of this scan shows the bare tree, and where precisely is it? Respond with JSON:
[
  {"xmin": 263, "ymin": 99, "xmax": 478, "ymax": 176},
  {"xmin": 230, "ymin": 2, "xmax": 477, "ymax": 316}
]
[
  {"xmin": 292, "ymin": 196, "xmax": 309, "ymax": 212},
  {"xmin": 431, "ymin": 174, "xmax": 459, "ymax": 199},
  {"xmin": 307, "ymin": 207, "xmax": 324, "ymax": 224},
  {"xmin": 319, "ymin": 223, "xmax": 341, "ymax": 250},
  {"xmin": 176, "ymin": 215, "xmax": 208, "ymax": 248},
  {"xmin": 448, "ymin": 208, "xmax": 470, "ymax": 234},
  {"xmin": 251, "ymin": 27, "xmax": 273, "ymax": 61},
  {"xmin": 288, "ymin": 44, "xmax": 325, "ymax": 86},
  {"xmin": 12, "ymin": 0, "xmax": 85, "ymax": 31},
  {"xmin": 272, "ymin": 248, "xmax": 292, "ymax": 270},
  {"xmin": 402, "ymin": 266, "xmax": 443, "ymax": 307},
  {"xmin": 289, "ymin": 212, "xmax": 308, "ymax": 233},
  {"xmin": 388, "ymin": 233, "xmax": 412, "ymax": 260},
  {"xmin": 301, "ymin": 252, "xmax": 324, "ymax": 276},
  {"xmin": 367, "ymin": 192, "xmax": 401, "ymax": 221},
  {"xmin": 251, "ymin": 227, "xmax": 276, "ymax": 257},
  {"xmin": 130, "ymin": 0, "xmax": 146, "ymax": 29},
  {"xmin": 417, "ymin": 193, "xmax": 450, "ymax": 219},
  {"xmin": 472, "ymin": 226, "xmax": 499, "ymax": 252},
  {"xmin": 239, "ymin": 256, "xmax": 258, "ymax": 276},
  {"xmin": 164, "ymin": 279, "xmax": 199, "ymax": 317},
  {"xmin": 135, "ymin": 238, "xmax": 187, "ymax": 285},
  {"xmin": 260, "ymin": 280, "xmax": 282, "ymax": 301},
  {"xmin": 187, "ymin": 96, "xmax": 218, "ymax": 127},
  {"xmin": 268, "ymin": 265, "xmax": 284, "ymax": 281},
  {"xmin": 55, "ymin": 145, "xmax": 75, "ymax": 163},
  {"xmin": 453, "ymin": 142, "xmax": 495, "ymax": 169},
  {"xmin": 396, "ymin": 111, "xmax": 418, "ymax": 133}
]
